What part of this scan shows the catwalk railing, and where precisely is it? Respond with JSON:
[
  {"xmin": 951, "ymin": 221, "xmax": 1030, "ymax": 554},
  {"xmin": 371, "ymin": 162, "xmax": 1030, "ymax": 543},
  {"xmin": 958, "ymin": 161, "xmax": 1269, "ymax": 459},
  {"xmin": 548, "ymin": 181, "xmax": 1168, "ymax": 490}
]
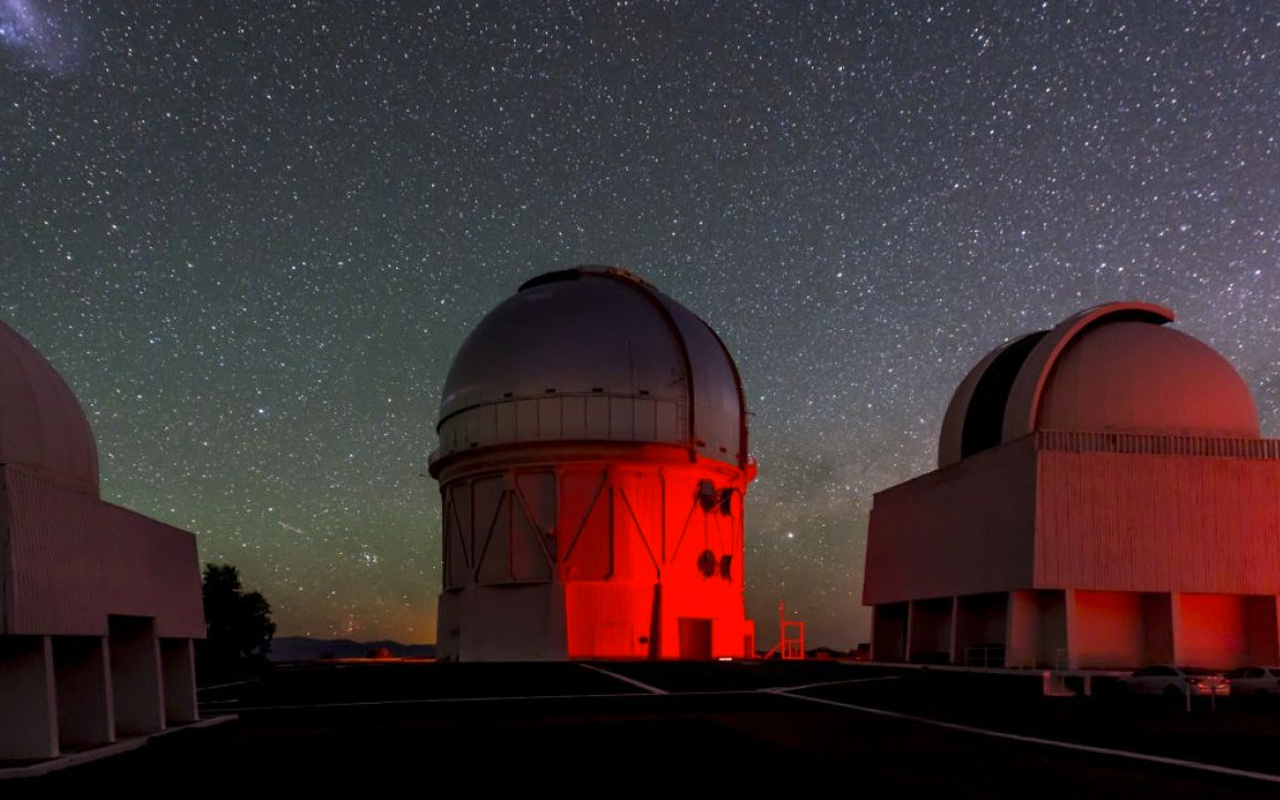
[{"xmin": 1036, "ymin": 430, "xmax": 1280, "ymax": 460}]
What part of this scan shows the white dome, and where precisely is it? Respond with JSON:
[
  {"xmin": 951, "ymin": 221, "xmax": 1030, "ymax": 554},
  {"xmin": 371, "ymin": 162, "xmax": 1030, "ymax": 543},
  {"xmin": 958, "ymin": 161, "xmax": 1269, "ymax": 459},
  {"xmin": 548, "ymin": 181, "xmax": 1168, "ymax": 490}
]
[
  {"xmin": 432, "ymin": 267, "xmax": 748, "ymax": 468},
  {"xmin": 938, "ymin": 301, "xmax": 1259, "ymax": 468},
  {"xmin": 0, "ymin": 319, "xmax": 99, "ymax": 496},
  {"xmin": 1037, "ymin": 321, "xmax": 1258, "ymax": 439}
]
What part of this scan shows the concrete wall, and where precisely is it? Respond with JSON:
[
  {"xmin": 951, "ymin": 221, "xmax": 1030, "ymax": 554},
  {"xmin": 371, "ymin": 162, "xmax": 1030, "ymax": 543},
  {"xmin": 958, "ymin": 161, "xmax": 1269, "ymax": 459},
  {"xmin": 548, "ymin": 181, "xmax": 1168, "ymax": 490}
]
[
  {"xmin": 1070, "ymin": 591, "xmax": 1147, "ymax": 668},
  {"xmin": 872, "ymin": 603, "xmax": 907, "ymax": 662},
  {"xmin": 566, "ymin": 581, "xmax": 653, "ymax": 658},
  {"xmin": 1068, "ymin": 590, "xmax": 1179, "ymax": 669},
  {"xmin": 867, "ymin": 432, "xmax": 1280, "ymax": 670},
  {"xmin": 437, "ymin": 443, "xmax": 753, "ymax": 661},
  {"xmin": 869, "ymin": 434, "xmax": 1280, "ymax": 608},
  {"xmin": 907, "ymin": 598, "xmax": 953, "ymax": 662},
  {"xmin": 1005, "ymin": 590, "xmax": 1067, "ymax": 668},
  {"xmin": 1170, "ymin": 593, "xmax": 1277, "ymax": 668},
  {"xmin": 1243, "ymin": 596, "xmax": 1280, "ymax": 665},
  {"xmin": 2, "ymin": 630, "xmax": 200, "ymax": 761},
  {"xmin": 0, "ymin": 465, "xmax": 206, "ymax": 761},
  {"xmin": 864, "ymin": 438, "xmax": 1037, "ymax": 605},
  {"xmin": 0, "ymin": 636, "xmax": 57, "ymax": 759},
  {"xmin": 1036, "ymin": 447, "xmax": 1280, "ymax": 595},
  {"xmin": 955, "ymin": 593, "xmax": 1008, "ymax": 665},
  {"xmin": 437, "ymin": 584, "xmax": 567, "ymax": 662},
  {"xmin": 2, "ymin": 467, "xmax": 204, "ymax": 638}
]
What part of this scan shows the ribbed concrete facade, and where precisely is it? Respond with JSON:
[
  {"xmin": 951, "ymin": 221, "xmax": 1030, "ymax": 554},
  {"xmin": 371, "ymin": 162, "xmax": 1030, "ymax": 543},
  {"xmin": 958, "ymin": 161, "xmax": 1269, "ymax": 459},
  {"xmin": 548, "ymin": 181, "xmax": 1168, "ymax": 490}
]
[
  {"xmin": 0, "ymin": 320, "xmax": 204, "ymax": 762},
  {"xmin": 865, "ymin": 303, "xmax": 1280, "ymax": 670},
  {"xmin": 4, "ymin": 469, "xmax": 204, "ymax": 637}
]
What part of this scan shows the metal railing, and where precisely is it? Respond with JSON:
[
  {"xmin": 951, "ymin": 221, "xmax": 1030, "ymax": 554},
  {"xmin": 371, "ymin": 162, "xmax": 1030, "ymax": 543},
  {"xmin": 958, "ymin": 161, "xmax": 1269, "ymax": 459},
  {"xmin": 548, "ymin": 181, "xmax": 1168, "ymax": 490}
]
[
  {"xmin": 1037, "ymin": 430, "xmax": 1280, "ymax": 460},
  {"xmin": 436, "ymin": 391, "xmax": 686, "ymax": 455},
  {"xmin": 962, "ymin": 646, "xmax": 1006, "ymax": 668}
]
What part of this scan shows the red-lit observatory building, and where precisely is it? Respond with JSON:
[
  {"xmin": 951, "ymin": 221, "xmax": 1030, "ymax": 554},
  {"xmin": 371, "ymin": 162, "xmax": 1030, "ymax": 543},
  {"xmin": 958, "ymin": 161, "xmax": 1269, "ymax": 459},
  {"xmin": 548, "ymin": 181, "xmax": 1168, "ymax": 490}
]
[
  {"xmin": 0, "ymin": 320, "xmax": 204, "ymax": 762},
  {"xmin": 429, "ymin": 267, "xmax": 756, "ymax": 661},
  {"xmin": 864, "ymin": 302, "xmax": 1280, "ymax": 670}
]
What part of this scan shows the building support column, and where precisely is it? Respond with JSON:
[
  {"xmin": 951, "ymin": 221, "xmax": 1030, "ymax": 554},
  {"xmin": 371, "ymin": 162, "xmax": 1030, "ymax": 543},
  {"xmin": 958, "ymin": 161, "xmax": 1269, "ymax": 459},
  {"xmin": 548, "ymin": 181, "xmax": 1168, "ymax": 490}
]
[
  {"xmin": 1170, "ymin": 592, "xmax": 1185, "ymax": 667},
  {"xmin": 1005, "ymin": 591, "xmax": 1035, "ymax": 669},
  {"xmin": 1063, "ymin": 589, "xmax": 1079, "ymax": 669},
  {"xmin": 0, "ymin": 635, "xmax": 58, "ymax": 760},
  {"xmin": 903, "ymin": 601, "xmax": 916, "ymax": 663},
  {"xmin": 1274, "ymin": 596, "xmax": 1280, "ymax": 664},
  {"xmin": 949, "ymin": 597, "xmax": 961, "ymax": 665},
  {"xmin": 869, "ymin": 607, "xmax": 879, "ymax": 662}
]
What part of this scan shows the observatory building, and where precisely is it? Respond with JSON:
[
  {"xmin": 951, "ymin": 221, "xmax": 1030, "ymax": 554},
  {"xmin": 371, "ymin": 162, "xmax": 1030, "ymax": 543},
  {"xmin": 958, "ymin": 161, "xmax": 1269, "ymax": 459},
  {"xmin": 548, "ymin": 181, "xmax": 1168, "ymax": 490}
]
[
  {"xmin": 429, "ymin": 267, "xmax": 756, "ymax": 661},
  {"xmin": 864, "ymin": 302, "xmax": 1280, "ymax": 670},
  {"xmin": 0, "ymin": 320, "xmax": 204, "ymax": 762}
]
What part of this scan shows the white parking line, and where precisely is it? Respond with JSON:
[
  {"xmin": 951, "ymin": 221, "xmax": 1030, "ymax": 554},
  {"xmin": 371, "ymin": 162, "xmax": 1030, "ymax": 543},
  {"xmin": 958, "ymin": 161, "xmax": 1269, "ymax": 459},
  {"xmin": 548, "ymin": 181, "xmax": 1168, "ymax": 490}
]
[
  {"xmin": 223, "ymin": 691, "xmax": 658, "ymax": 713},
  {"xmin": 580, "ymin": 664, "xmax": 669, "ymax": 694},
  {"xmin": 770, "ymin": 676, "xmax": 902, "ymax": 692},
  {"xmin": 198, "ymin": 679, "xmax": 261, "ymax": 692},
  {"xmin": 773, "ymin": 690, "xmax": 1280, "ymax": 785}
]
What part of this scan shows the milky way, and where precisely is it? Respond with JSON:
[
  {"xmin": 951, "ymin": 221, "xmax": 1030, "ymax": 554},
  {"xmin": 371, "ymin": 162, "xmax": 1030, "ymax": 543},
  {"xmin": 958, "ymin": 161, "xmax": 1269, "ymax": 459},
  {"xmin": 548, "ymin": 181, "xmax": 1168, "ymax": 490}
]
[
  {"xmin": 2, "ymin": 2, "xmax": 1278, "ymax": 647},
  {"xmin": 0, "ymin": 0, "xmax": 82, "ymax": 74}
]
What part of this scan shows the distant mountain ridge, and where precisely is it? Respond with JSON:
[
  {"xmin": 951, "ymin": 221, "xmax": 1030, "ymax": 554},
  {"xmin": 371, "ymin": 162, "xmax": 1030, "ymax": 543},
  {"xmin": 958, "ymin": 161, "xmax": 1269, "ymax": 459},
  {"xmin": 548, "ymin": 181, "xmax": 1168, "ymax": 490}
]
[{"xmin": 269, "ymin": 636, "xmax": 436, "ymax": 662}]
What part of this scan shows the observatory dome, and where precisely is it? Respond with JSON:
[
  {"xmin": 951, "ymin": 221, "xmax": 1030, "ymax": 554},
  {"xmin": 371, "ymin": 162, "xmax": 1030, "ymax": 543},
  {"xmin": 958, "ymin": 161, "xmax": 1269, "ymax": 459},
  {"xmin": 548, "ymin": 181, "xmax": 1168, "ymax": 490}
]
[
  {"xmin": 0, "ymin": 319, "xmax": 99, "ymax": 496},
  {"xmin": 1036, "ymin": 321, "xmax": 1258, "ymax": 439},
  {"xmin": 938, "ymin": 301, "xmax": 1259, "ymax": 467},
  {"xmin": 433, "ymin": 267, "xmax": 748, "ymax": 468}
]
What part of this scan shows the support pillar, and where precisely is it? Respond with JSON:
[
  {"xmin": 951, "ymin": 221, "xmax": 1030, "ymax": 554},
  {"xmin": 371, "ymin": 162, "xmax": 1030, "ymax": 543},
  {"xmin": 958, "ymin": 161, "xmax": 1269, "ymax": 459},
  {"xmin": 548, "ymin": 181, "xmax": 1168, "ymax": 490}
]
[
  {"xmin": 1006, "ymin": 591, "xmax": 1036, "ymax": 668},
  {"xmin": 1273, "ymin": 595, "xmax": 1280, "ymax": 664},
  {"xmin": 0, "ymin": 636, "xmax": 58, "ymax": 760},
  {"xmin": 1170, "ymin": 592, "xmax": 1185, "ymax": 667},
  {"xmin": 1141, "ymin": 592, "xmax": 1175, "ymax": 665},
  {"xmin": 949, "ymin": 597, "xmax": 960, "ymax": 665},
  {"xmin": 903, "ymin": 601, "xmax": 916, "ymax": 663},
  {"xmin": 1063, "ymin": 589, "xmax": 1078, "ymax": 669},
  {"xmin": 53, "ymin": 636, "xmax": 115, "ymax": 749}
]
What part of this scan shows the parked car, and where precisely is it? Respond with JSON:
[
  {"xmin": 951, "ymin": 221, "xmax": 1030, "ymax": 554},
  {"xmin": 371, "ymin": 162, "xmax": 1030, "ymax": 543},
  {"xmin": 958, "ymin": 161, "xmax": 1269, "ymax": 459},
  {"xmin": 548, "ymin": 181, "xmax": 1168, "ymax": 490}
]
[
  {"xmin": 1119, "ymin": 665, "xmax": 1230, "ymax": 698},
  {"xmin": 1224, "ymin": 666, "xmax": 1280, "ymax": 695}
]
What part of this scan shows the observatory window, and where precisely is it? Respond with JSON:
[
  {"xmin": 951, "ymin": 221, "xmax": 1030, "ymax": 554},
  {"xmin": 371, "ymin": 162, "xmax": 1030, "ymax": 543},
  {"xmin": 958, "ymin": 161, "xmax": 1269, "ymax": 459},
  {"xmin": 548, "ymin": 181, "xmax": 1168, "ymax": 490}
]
[
  {"xmin": 718, "ymin": 488, "xmax": 733, "ymax": 515},
  {"xmin": 697, "ymin": 549, "xmax": 717, "ymax": 577},
  {"xmin": 697, "ymin": 480, "xmax": 718, "ymax": 511}
]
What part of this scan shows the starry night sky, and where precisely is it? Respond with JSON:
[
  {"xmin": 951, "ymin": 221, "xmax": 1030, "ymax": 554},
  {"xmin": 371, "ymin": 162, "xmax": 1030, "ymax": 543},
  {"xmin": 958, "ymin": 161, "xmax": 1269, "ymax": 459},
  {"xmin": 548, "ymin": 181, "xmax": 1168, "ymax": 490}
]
[{"xmin": 3, "ymin": 1, "xmax": 1278, "ymax": 648}]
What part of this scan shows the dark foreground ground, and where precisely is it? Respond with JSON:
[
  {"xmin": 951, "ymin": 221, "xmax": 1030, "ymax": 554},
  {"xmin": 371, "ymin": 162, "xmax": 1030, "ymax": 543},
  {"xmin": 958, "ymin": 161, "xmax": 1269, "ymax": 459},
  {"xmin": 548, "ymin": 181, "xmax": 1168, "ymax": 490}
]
[{"xmin": 11, "ymin": 660, "xmax": 1280, "ymax": 795}]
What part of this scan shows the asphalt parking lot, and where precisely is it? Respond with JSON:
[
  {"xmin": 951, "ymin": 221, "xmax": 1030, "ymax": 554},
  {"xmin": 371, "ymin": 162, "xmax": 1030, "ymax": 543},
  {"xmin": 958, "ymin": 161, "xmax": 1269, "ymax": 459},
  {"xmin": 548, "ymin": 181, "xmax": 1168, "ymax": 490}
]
[{"xmin": 11, "ymin": 660, "xmax": 1280, "ymax": 795}]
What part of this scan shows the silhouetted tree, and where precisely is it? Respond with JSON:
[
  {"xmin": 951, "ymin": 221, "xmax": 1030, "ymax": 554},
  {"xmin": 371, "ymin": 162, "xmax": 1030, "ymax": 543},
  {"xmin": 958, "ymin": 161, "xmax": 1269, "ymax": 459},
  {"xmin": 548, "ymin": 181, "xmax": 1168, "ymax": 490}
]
[{"xmin": 199, "ymin": 563, "xmax": 276, "ymax": 682}]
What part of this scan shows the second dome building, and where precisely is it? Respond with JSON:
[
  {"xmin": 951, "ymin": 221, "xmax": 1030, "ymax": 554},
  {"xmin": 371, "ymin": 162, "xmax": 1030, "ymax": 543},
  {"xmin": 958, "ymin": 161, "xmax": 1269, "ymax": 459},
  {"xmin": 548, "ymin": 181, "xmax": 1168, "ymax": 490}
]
[{"xmin": 864, "ymin": 301, "xmax": 1280, "ymax": 670}]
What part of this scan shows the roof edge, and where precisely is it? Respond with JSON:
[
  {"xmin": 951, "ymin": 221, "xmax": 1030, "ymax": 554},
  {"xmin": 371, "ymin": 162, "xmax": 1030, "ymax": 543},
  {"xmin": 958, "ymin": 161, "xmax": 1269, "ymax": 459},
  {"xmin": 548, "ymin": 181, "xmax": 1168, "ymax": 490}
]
[{"xmin": 1001, "ymin": 301, "xmax": 1175, "ymax": 442}]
